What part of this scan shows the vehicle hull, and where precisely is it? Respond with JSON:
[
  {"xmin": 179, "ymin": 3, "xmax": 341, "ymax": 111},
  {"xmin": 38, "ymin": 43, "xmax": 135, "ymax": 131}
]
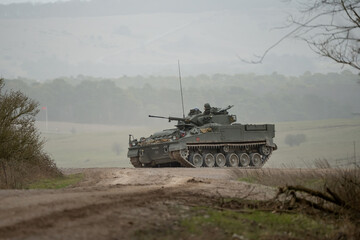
[{"xmin": 128, "ymin": 123, "xmax": 276, "ymax": 168}]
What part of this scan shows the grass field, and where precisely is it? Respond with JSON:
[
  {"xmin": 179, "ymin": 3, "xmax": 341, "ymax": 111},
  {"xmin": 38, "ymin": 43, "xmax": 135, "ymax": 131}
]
[
  {"xmin": 37, "ymin": 118, "xmax": 360, "ymax": 168},
  {"xmin": 37, "ymin": 121, "xmax": 155, "ymax": 168},
  {"xmin": 270, "ymin": 118, "xmax": 360, "ymax": 168},
  {"xmin": 27, "ymin": 173, "xmax": 84, "ymax": 189}
]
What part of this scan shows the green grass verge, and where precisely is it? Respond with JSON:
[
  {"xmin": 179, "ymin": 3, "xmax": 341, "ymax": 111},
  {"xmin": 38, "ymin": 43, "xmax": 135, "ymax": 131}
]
[
  {"xmin": 238, "ymin": 176, "xmax": 258, "ymax": 184},
  {"xmin": 27, "ymin": 173, "xmax": 84, "ymax": 189},
  {"xmin": 302, "ymin": 178, "xmax": 325, "ymax": 190},
  {"xmin": 180, "ymin": 207, "xmax": 334, "ymax": 240},
  {"xmin": 134, "ymin": 206, "xmax": 335, "ymax": 240}
]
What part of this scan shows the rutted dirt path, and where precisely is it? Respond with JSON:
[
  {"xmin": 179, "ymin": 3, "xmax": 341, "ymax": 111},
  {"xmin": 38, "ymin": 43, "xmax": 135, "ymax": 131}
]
[{"xmin": 0, "ymin": 168, "xmax": 276, "ymax": 240}]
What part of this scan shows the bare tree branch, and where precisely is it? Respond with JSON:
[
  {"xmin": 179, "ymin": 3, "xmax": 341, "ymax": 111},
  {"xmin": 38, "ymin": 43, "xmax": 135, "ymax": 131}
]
[
  {"xmin": 238, "ymin": 11, "xmax": 330, "ymax": 64},
  {"xmin": 241, "ymin": 0, "xmax": 360, "ymax": 72}
]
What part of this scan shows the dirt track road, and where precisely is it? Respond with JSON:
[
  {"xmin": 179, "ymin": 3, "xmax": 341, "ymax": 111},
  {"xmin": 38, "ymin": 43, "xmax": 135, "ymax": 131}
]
[{"xmin": 0, "ymin": 168, "xmax": 276, "ymax": 240}]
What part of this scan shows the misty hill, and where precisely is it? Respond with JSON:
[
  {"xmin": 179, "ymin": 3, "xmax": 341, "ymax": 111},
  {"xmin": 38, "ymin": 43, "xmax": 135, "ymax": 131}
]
[
  {"xmin": 0, "ymin": 0, "xmax": 345, "ymax": 80},
  {"xmin": 4, "ymin": 71, "xmax": 360, "ymax": 125}
]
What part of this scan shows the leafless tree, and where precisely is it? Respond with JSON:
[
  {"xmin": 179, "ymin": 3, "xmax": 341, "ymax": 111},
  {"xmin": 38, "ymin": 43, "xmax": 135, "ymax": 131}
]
[{"xmin": 244, "ymin": 0, "xmax": 360, "ymax": 72}]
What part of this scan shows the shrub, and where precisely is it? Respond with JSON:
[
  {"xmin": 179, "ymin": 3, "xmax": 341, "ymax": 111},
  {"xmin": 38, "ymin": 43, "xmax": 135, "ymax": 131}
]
[{"xmin": 0, "ymin": 78, "xmax": 61, "ymax": 189}]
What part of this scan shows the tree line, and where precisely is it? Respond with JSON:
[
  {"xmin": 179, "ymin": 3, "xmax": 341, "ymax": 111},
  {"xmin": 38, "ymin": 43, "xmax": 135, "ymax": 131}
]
[{"xmin": 4, "ymin": 71, "xmax": 360, "ymax": 125}]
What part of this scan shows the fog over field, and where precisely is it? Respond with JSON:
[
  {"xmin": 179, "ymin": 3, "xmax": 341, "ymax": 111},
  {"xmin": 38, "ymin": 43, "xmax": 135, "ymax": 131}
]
[{"xmin": 0, "ymin": 0, "xmax": 350, "ymax": 79}]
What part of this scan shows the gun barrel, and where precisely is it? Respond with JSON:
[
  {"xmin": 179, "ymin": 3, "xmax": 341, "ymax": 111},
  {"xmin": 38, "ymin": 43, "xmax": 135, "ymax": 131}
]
[
  {"xmin": 148, "ymin": 115, "xmax": 168, "ymax": 119},
  {"xmin": 148, "ymin": 115, "xmax": 186, "ymax": 122},
  {"xmin": 168, "ymin": 116, "xmax": 186, "ymax": 121}
]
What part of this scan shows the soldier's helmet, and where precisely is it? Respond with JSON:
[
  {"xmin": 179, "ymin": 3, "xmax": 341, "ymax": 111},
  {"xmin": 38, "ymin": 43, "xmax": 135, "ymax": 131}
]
[
  {"xmin": 204, "ymin": 103, "xmax": 210, "ymax": 110},
  {"xmin": 188, "ymin": 108, "xmax": 201, "ymax": 116}
]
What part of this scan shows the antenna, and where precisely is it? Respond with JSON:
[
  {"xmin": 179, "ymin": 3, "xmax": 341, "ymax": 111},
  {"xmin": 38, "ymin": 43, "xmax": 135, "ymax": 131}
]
[{"xmin": 178, "ymin": 60, "xmax": 185, "ymax": 118}]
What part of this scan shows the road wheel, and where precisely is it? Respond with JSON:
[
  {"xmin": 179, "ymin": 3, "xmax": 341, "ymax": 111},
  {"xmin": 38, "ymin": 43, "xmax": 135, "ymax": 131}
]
[
  {"xmin": 180, "ymin": 148, "xmax": 189, "ymax": 158},
  {"xmin": 250, "ymin": 153, "xmax": 262, "ymax": 167},
  {"xmin": 203, "ymin": 153, "xmax": 215, "ymax": 167},
  {"xmin": 190, "ymin": 153, "xmax": 203, "ymax": 168},
  {"xmin": 226, "ymin": 153, "xmax": 239, "ymax": 167},
  {"xmin": 259, "ymin": 145, "xmax": 272, "ymax": 156},
  {"xmin": 238, "ymin": 153, "xmax": 250, "ymax": 167},
  {"xmin": 214, "ymin": 153, "xmax": 226, "ymax": 167}
]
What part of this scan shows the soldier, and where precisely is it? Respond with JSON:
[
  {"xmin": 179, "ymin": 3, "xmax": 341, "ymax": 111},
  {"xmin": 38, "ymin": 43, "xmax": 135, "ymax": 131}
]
[{"xmin": 203, "ymin": 103, "xmax": 211, "ymax": 115}]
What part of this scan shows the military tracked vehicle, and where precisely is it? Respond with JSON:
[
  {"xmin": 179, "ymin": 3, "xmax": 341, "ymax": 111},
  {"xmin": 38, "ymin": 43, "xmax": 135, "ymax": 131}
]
[{"xmin": 127, "ymin": 104, "xmax": 277, "ymax": 168}]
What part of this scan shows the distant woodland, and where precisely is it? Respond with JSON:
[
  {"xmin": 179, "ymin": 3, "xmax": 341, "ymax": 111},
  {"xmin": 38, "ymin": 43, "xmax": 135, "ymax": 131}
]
[{"xmin": 4, "ymin": 71, "xmax": 360, "ymax": 125}]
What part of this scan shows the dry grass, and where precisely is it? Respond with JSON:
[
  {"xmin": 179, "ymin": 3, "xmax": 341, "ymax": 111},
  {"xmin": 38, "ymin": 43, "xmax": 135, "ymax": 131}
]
[
  {"xmin": 233, "ymin": 168, "xmax": 326, "ymax": 190},
  {"xmin": 233, "ymin": 165, "xmax": 360, "ymax": 239},
  {"xmin": 234, "ymin": 167, "xmax": 360, "ymax": 211},
  {"xmin": 323, "ymin": 168, "xmax": 360, "ymax": 214}
]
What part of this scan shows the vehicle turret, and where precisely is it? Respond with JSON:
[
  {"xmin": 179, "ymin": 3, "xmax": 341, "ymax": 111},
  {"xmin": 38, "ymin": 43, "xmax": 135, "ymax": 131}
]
[{"xmin": 149, "ymin": 105, "xmax": 236, "ymax": 128}]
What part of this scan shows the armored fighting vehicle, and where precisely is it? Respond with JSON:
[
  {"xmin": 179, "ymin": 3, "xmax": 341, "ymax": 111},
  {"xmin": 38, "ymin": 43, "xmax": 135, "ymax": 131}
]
[{"xmin": 127, "ymin": 104, "xmax": 277, "ymax": 168}]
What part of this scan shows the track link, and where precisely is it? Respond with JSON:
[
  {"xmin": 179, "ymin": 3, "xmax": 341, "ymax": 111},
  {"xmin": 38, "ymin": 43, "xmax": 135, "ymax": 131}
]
[{"xmin": 172, "ymin": 142, "xmax": 273, "ymax": 168}]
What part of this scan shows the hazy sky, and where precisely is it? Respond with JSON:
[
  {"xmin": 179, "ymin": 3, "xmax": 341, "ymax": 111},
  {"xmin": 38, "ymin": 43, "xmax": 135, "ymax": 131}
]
[
  {"xmin": 0, "ymin": 0, "xmax": 71, "ymax": 4},
  {"xmin": 0, "ymin": 0, "xmax": 351, "ymax": 79}
]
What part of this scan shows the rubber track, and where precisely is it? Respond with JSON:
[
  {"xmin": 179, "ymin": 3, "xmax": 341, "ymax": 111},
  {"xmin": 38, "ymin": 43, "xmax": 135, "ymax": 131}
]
[
  {"xmin": 171, "ymin": 151, "xmax": 195, "ymax": 168},
  {"xmin": 172, "ymin": 142, "xmax": 273, "ymax": 169}
]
